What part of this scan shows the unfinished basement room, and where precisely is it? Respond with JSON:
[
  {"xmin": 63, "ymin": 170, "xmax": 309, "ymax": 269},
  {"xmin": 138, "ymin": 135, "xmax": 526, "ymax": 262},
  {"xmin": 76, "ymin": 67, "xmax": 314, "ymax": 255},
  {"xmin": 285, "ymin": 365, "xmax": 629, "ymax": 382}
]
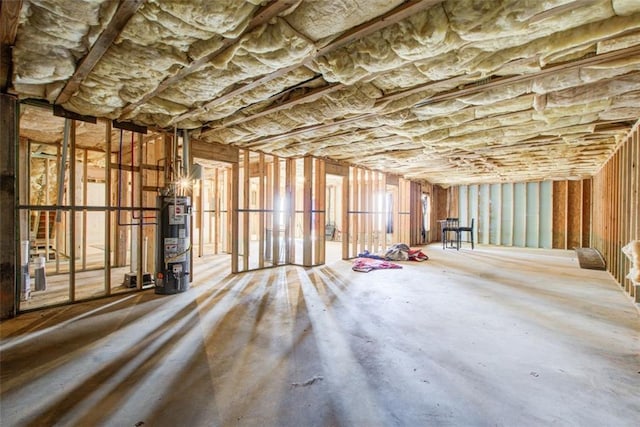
[{"xmin": 1, "ymin": 0, "xmax": 639, "ymax": 426}]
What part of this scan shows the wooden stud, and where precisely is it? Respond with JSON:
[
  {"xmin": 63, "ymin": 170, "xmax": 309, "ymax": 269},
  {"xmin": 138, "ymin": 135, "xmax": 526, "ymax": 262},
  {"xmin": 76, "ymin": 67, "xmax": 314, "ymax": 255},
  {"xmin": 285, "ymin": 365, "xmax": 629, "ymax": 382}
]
[
  {"xmin": 272, "ymin": 157, "xmax": 280, "ymax": 265},
  {"xmin": 213, "ymin": 168, "xmax": 219, "ymax": 254},
  {"xmin": 242, "ymin": 151, "xmax": 250, "ymax": 271},
  {"xmin": 567, "ymin": 181, "xmax": 581, "ymax": 249},
  {"xmin": 104, "ymin": 121, "xmax": 111, "ymax": 295},
  {"xmin": 82, "ymin": 148, "xmax": 88, "ymax": 270},
  {"xmin": 136, "ymin": 133, "xmax": 144, "ymax": 290},
  {"xmin": 56, "ymin": 143, "xmax": 61, "ymax": 274},
  {"xmin": 349, "ymin": 167, "xmax": 355, "ymax": 257},
  {"xmin": 69, "ymin": 121, "xmax": 76, "ymax": 302},
  {"xmin": 285, "ymin": 158, "xmax": 294, "ymax": 264},
  {"xmin": 0, "ymin": 94, "xmax": 18, "ymax": 318},
  {"xmin": 582, "ymin": 179, "xmax": 591, "ymax": 248},
  {"xmin": 316, "ymin": 158, "xmax": 325, "ymax": 265},
  {"xmin": 198, "ymin": 170, "xmax": 205, "ymax": 257},
  {"xmin": 231, "ymin": 161, "xmax": 239, "ymax": 274},
  {"xmin": 303, "ymin": 156, "xmax": 312, "ymax": 266},
  {"xmin": 258, "ymin": 153, "xmax": 265, "ymax": 268},
  {"xmin": 342, "ymin": 172, "xmax": 349, "ymax": 259}
]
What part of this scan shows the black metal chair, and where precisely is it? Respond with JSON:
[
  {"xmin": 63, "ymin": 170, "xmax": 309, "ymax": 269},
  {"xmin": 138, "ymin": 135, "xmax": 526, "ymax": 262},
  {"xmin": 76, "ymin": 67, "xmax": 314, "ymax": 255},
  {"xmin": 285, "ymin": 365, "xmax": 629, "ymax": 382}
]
[
  {"xmin": 457, "ymin": 218, "xmax": 474, "ymax": 249},
  {"xmin": 441, "ymin": 217, "xmax": 460, "ymax": 250}
]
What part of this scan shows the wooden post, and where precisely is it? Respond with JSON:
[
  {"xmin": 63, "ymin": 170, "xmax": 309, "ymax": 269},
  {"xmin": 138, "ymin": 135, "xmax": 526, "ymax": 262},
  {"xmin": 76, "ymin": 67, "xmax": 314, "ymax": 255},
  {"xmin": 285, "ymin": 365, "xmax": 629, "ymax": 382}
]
[
  {"xmin": 271, "ymin": 158, "xmax": 278, "ymax": 265},
  {"xmin": 316, "ymin": 158, "xmax": 325, "ymax": 265},
  {"xmin": 82, "ymin": 148, "xmax": 88, "ymax": 270},
  {"xmin": 0, "ymin": 94, "xmax": 18, "ymax": 318},
  {"xmin": 285, "ymin": 158, "xmax": 294, "ymax": 264},
  {"xmin": 231, "ymin": 162, "xmax": 239, "ymax": 273},
  {"xmin": 303, "ymin": 156, "xmax": 312, "ymax": 266},
  {"xmin": 242, "ymin": 151, "xmax": 249, "ymax": 271},
  {"xmin": 69, "ymin": 120, "xmax": 76, "ymax": 302},
  {"xmin": 104, "ymin": 120, "xmax": 111, "ymax": 295},
  {"xmin": 342, "ymin": 173, "xmax": 349, "ymax": 260},
  {"xmin": 136, "ymin": 132, "xmax": 143, "ymax": 290}
]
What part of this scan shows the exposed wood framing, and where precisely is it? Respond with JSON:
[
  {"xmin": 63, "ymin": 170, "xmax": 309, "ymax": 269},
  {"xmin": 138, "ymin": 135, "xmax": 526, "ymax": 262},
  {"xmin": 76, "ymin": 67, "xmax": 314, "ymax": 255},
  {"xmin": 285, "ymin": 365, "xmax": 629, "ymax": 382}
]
[
  {"xmin": 69, "ymin": 120, "xmax": 76, "ymax": 302},
  {"xmin": 302, "ymin": 156, "xmax": 312, "ymax": 266},
  {"xmin": 456, "ymin": 179, "xmax": 590, "ymax": 250},
  {"xmin": 231, "ymin": 161, "xmax": 239, "ymax": 273},
  {"xmin": 315, "ymin": 158, "xmax": 326, "ymax": 266},
  {"xmin": 229, "ymin": 44, "xmax": 640, "ymax": 149},
  {"xmin": 120, "ymin": 0, "xmax": 297, "ymax": 119},
  {"xmin": 341, "ymin": 172, "xmax": 349, "ymax": 259},
  {"xmin": 285, "ymin": 158, "xmax": 294, "ymax": 264},
  {"xmin": 0, "ymin": 94, "xmax": 18, "ymax": 318},
  {"xmin": 258, "ymin": 153, "xmax": 265, "ymax": 268},
  {"xmin": 56, "ymin": 0, "xmax": 145, "ymax": 105},
  {"xmin": 191, "ymin": 139, "xmax": 239, "ymax": 163},
  {"xmin": 104, "ymin": 121, "xmax": 112, "ymax": 294},
  {"xmin": 242, "ymin": 151, "xmax": 249, "ymax": 271},
  {"xmin": 202, "ymin": 83, "xmax": 345, "ymax": 130},
  {"xmin": 0, "ymin": 0, "xmax": 22, "ymax": 91},
  {"xmin": 197, "ymin": 0, "xmax": 442, "ymax": 128},
  {"xmin": 272, "ymin": 157, "xmax": 280, "ymax": 265},
  {"xmin": 592, "ymin": 121, "xmax": 640, "ymax": 302}
]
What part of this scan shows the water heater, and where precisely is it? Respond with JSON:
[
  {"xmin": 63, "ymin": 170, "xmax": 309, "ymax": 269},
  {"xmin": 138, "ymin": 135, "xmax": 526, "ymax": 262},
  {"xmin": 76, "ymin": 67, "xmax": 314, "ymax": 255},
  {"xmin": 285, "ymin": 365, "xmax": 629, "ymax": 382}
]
[{"xmin": 155, "ymin": 195, "xmax": 191, "ymax": 294}]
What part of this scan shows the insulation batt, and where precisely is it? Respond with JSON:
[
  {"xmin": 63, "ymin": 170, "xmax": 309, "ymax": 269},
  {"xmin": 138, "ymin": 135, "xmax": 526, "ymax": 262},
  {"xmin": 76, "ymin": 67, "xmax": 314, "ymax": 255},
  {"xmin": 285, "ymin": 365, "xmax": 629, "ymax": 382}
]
[
  {"xmin": 285, "ymin": 0, "xmax": 404, "ymax": 41},
  {"xmin": 621, "ymin": 241, "xmax": 640, "ymax": 283}
]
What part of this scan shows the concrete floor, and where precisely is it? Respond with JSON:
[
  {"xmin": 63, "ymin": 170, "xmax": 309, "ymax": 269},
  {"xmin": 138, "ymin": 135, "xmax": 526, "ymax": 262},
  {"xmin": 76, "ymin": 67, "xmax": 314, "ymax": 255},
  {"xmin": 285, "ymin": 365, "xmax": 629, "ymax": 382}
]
[{"xmin": 1, "ymin": 245, "xmax": 639, "ymax": 426}]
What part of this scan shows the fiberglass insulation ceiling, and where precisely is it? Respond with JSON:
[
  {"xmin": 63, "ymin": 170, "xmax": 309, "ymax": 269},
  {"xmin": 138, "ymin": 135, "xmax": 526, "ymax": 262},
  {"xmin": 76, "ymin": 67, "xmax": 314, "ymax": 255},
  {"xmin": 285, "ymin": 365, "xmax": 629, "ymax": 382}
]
[{"xmin": 11, "ymin": 0, "xmax": 640, "ymax": 185}]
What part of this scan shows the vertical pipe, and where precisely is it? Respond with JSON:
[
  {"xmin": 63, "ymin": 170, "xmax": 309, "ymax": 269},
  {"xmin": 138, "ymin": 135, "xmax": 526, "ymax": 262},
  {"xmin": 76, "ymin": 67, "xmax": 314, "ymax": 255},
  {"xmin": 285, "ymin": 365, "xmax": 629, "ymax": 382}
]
[
  {"xmin": 182, "ymin": 129, "xmax": 189, "ymax": 178},
  {"xmin": 56, "ymin": 119, "xmax": 70, "ymax": 223}
]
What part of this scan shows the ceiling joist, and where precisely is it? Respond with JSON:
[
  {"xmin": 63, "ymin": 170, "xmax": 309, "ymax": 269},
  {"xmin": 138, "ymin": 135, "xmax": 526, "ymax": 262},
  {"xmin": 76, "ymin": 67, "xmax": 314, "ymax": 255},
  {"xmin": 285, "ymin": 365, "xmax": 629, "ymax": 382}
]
[
  {"xmin": 0, "ymin": 0, "xmax": 22, "ymax": 91},
  {"xmin": 176, "ymin": 0, "xmax": 444, "ymax": 124},
  {"xmin": 55, "ymin": 0, "xmax": 145, "ymax": 105},
  {"xmin": 119, "ymin": 0, "xmax": 298, "ymax": 119}
]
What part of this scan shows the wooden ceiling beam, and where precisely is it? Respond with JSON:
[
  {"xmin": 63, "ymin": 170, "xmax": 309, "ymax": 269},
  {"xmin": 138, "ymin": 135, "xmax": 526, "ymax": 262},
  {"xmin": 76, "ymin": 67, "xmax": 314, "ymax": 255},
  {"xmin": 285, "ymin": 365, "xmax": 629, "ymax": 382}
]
[
  {"xmin": 55, "ymin": 0, "xmax": 145, "ymax": 105},
  {"xmin": 119, "ymin": 0, "xmax": 297, "ymax": 118},
  {"xmin": 229, "ymin": 44, "xmax": 640, "ymax": 151},
  {"xmin": 178, "ymin": 0, "xmax": 443, "ymax": 125},
  {"xmin": 414, "ymin": 44, "xmax": 640, "ymax": 108},
  {"xmin": 0, "ymin": 0, "xmax": 22, "ymax": 91},
  {"xmin": 199, "ymin": 82, "xmax": 345, "ymax": 129},
  {"xmin": 526, "ymin": 0, "xmax": 600, "ymax": 24}
]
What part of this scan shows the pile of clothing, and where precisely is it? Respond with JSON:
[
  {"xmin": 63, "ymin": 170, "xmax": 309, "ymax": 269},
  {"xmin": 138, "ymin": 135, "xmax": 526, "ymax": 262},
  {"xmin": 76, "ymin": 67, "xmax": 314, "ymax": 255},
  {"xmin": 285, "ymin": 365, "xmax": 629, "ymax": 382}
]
[{"xmin": 353, "ymin": 243, "xmax": 428, "ymax": 272}]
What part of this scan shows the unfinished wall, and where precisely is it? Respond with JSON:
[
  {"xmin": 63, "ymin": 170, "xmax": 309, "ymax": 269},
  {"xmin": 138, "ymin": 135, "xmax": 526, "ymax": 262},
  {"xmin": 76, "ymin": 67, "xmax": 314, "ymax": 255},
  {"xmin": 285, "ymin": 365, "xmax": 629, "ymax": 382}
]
[
  {"xmin": 456, "ymin": 179, "xmax": 590, "ymax": 249},
  {"xmin": 592, "ymin": 120, "xmax": 639, "ymax": 302}
]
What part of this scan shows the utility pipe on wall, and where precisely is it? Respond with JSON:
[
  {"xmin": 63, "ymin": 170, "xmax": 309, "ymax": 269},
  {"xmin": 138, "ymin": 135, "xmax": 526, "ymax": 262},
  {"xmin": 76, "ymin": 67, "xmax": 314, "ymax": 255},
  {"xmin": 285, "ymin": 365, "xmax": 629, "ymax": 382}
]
[
  {"xmin": 182, "ymin": 129, "xmax": 189, "ymax": 178},
  {"xmin": 55, "ymin": 119, "xmax": 70, "ymax": 222}
]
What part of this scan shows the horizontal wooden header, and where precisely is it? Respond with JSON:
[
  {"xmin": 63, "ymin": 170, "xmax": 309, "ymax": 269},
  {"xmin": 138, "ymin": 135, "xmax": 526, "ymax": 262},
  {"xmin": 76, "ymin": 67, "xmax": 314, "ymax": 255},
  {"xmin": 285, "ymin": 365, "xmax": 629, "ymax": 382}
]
[{"xmin": 191, "ymin": 139, "xmax": 239, "ymax": 164}]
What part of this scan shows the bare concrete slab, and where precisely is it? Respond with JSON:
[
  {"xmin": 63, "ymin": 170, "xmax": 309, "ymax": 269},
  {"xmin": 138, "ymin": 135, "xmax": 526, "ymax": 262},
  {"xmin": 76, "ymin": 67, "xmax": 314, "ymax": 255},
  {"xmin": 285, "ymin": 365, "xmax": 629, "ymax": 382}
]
[{"xmin": 1, "ymin": 246, "xmax": 639, "ymax": 426}]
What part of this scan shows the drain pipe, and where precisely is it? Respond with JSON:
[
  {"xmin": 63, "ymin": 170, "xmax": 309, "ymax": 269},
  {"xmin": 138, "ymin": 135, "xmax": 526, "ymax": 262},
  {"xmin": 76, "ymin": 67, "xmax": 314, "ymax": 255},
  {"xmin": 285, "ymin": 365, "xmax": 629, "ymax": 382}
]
[
  {"xmin": 55, "ymin": 119, "xmax": 70, "ymax": 222},
  {"xmin": 182, "ymin": 129, "xmax": 189, "ymax": 179}
]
